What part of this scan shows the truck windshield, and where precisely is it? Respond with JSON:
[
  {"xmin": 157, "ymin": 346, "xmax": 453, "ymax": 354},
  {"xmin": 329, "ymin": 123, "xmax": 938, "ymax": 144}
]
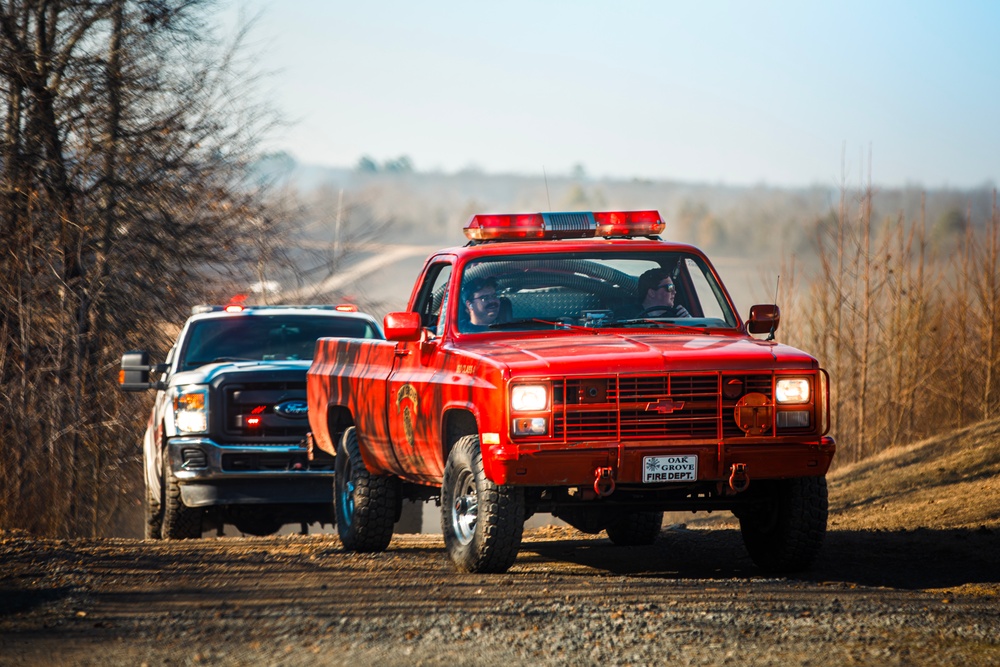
[
  {"xmin": 456, "ymin": 251, "xmax": 738, "ymax": 333},
  {"xmin": 180, "ymin": 315, "xmax": 379, "ymax": 370}
]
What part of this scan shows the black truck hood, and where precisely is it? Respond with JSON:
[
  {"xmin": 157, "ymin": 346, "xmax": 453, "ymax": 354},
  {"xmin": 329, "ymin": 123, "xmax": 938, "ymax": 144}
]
[{"xmin": 167, "ymin": 360, "xmax": 312, "ymax": 387}]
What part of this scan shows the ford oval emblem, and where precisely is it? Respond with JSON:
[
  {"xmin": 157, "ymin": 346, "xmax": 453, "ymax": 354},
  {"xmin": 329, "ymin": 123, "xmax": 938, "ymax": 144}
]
[{"xmin": 274, "ymin": 399, "xmax": 309, "ymax": 418}]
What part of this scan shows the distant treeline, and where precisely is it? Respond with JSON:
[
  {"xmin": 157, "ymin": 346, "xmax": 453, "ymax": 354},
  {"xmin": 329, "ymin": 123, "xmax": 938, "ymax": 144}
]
[
  {"xmin": 264, "ymin": 151, "xmax": 996, "ymax": 256},
  {"xmin": 778, "ymin": 181, "xmax": 999, "ymax": 464}
]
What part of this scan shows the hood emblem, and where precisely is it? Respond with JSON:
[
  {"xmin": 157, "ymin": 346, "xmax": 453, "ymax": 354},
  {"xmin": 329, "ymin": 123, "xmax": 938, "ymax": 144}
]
[
  {"xmin": 274, "ymin": 399, "xmax": 309, "ymax": 418},
  {"xmin": 646, "ymin": 398, "xmax": 685, "ymax": 414}
]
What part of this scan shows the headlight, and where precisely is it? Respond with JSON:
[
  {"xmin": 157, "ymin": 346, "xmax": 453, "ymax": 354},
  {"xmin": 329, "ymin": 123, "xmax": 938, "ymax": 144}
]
[
  {"xmin": 511, "ymin": 384, "xmax": 548, "ymax": 411},
  {"xmin": 775, "ymin": 378, "xmax": 810, "ymax": 404},
  {"xmin": 174, "ymin": 385, "xmax": 209, "ymax": 433}
]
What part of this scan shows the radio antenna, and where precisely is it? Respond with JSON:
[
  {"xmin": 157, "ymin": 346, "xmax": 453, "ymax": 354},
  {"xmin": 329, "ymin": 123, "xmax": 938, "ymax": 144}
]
[
  {"xmin": 543, "ymin": 166, "xmax": 552, "ymax": 210},
  {"xmin": 767, "ymin": 275, "xmax": 780, "ymax": 341}
]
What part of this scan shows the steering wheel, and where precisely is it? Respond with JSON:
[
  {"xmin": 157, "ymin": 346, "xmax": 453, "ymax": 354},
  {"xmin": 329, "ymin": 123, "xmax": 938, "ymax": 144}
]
[{"xmin": 640, "ymin": 306, "xmax": 673, "ymax": 317}]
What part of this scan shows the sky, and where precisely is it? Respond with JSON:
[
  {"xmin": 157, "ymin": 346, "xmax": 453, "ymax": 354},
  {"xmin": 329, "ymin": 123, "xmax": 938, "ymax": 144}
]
[{"xmin": 225, "ymin": 0, "xmax": 999, "ymax": 188}]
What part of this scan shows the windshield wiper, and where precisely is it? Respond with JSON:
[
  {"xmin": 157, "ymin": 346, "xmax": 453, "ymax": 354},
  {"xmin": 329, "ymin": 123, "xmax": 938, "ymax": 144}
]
[
  {"xmin": 488, "ymin": 318, "xmax": 595, "ymax": 333},
  {"xmin": 615, "ymin": 319, "xmax": 709, "ymax": 334}
]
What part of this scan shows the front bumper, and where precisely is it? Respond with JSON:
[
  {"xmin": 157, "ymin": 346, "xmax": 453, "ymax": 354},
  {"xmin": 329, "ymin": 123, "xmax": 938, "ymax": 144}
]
[
  {"xmin": 483, "ymin": 435, "xmax": 837, "ymax": 487},
  {"xmin": 167, "ymin": 437, "xmax": 334, "ymax": 508}
]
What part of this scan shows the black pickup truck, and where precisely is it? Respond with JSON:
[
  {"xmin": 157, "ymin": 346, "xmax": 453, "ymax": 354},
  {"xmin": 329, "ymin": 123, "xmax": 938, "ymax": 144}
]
[{"xmin": 120, "ymin": 304, "xmax": 382, "ymax": 539}]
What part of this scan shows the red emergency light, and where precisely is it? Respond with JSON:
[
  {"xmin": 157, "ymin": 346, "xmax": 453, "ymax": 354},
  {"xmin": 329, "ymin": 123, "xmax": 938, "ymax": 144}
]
[
  {"xmin": 463, "ymin": 214, "xmax": 545, "ymax": 241},
  {"xmin": 245, "ymin": 404, "xmax": 267, "ymax": 428},
  {"xmin": 463, "ymin": 210, "xmax": 664, "ymax": 241},
  {"xmin": 225, "ymin": 294, "xmax": 248, "ymax": 312},
  {"xmin": 593, "ymin": 210, "xmax": 665, "ymax": 237}
]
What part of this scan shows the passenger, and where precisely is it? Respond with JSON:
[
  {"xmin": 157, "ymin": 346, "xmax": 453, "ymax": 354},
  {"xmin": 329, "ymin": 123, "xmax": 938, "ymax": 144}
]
[
  {"xmin": 460, "ymin": 276, "xmax": 502, "ymax": 332},
  {"xmin": 627, "ymin": 268, "xmax": 691, "ymax": 318}
]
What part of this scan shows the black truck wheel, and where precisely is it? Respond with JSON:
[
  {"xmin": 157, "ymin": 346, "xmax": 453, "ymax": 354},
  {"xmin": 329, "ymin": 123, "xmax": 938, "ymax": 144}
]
[
  {"xmin": 605, "ymin": 510, "xmax": 664, "ymax": 546},
  {"xmin": 144, "ymin": 482, "xmax": 164, "ymax": 540},
  {"xmin": 161, "ymin": 454, "xmax": 203, "ymax": 540},
  {"xmin": 738, "ymin": 476, "xmax": 828, "ymax": 573},
  {"xmin": 335, "ymin": 427, "xmax": 398, "ymax": 552},
  {"xmin": 441, "ymin": 435, "xmax": 525, "ymax": 573}
]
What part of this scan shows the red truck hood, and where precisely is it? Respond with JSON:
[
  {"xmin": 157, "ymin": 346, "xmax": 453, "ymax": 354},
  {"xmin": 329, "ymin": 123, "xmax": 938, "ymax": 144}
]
[{"xmin": 462, "ymin": 332, "xmax": 818, "ymax": 375}]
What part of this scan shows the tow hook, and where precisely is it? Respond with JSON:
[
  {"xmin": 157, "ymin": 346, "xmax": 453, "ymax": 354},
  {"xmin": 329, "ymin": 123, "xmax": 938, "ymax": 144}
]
[
  {"xmin": 728, "ymin": 463, "xmax": 750, "ymax": 493},
  {"xmin": 593, "ymin": 466, "xmax": 616, "ymax": 497}
]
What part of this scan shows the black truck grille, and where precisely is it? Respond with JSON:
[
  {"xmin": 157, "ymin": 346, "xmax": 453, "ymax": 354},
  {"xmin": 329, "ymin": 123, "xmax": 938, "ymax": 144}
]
[
  {"xmin": 551, "ymin": 373, "xmax": 774, "ymax": 441},
  {"xmin": 220, "ymin": 380, "xmax": 309, "ymax": 440},
  {"xmin": 220, "ymin": 449, "xmax": 335, "ymax": 472}
]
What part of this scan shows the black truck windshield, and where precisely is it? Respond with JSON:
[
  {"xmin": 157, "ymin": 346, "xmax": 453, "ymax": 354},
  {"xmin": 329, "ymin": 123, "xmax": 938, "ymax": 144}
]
[{"xmin": 180, "ymin": 315, "xmax": 378, "ymax": 370}]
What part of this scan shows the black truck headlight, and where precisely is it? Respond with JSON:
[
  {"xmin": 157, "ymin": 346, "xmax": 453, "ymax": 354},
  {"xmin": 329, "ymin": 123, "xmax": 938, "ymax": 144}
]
[{"xmin": 174, "ymin": 385, "xmax": 209, "ymax": 434}]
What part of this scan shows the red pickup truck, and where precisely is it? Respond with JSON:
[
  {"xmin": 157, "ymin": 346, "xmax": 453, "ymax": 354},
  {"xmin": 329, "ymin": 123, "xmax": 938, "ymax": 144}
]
[{"xmin": 307, "ymin": 210, "xmax": 835, "ymax": 573}]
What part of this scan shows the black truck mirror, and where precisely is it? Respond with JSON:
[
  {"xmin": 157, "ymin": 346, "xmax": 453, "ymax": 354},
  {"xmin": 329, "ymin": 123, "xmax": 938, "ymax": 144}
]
[{"xmin": 119, "ymin": 350, "xmax": 158, "ymax": 391}]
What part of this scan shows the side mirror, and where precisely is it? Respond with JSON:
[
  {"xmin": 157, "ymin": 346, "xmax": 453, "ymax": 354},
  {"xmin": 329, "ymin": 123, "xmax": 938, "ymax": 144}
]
[
  {"xmin": 119, "ymin": 350, "xmax": 166, "ymax": 391},
  {"xmin": 747, "ymin": 304, "xmax": 780, "ymax": 336},
  {"xmin": 384, "ymin": 312, "xmax": 423, "ymax": 342}
]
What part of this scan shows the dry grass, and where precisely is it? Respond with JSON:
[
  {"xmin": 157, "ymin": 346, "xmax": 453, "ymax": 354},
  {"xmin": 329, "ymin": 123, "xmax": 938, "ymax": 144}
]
[{"xmin": 828, "ymin": 418, "xmax": 1000, "ymax": 531}]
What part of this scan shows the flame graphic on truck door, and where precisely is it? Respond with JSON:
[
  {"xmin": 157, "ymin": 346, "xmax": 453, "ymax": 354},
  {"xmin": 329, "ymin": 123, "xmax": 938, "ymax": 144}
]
[{"xmin": 395, "ymin": 383, "xmax": 419, "ymax": 449}]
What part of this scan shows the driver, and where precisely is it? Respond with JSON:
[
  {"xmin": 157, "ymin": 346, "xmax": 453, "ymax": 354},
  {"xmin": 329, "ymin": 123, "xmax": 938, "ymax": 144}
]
[
  {"xmin": 633, "ymin": 268, "xmax": 690, "ymax": 318},
  {"xmin": 460, "ymin": 276, "xmax": 503, "ymax": 332}
]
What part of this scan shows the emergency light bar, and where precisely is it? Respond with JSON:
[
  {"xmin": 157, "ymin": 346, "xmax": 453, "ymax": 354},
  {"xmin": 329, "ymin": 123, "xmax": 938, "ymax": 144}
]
[
  {"xmin": 463, "ymin": 210, "xmax": 665, "ymax": 241},
  {"xmin": 189, "ymin": 304, "xmax": 361, "ymax": 315}
]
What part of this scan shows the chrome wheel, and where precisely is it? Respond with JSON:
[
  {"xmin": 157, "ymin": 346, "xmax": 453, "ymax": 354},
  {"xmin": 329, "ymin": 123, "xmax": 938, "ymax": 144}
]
[{"xmin": 450, "ymin": 469, "xmax": 477, "ymax": 545}]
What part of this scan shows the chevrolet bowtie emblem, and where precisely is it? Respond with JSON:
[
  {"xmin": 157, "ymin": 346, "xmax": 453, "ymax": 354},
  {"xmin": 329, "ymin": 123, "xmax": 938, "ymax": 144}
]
[{"xmin": 646, "ymin": 399, "xmax": 685, "ymax": 414}]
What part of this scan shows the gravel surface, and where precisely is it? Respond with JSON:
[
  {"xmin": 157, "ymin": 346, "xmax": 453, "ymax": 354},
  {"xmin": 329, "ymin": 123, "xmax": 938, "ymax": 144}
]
[
  {"xmin": 2, "ymin": 521, "xmax": 998, "ymax": 666},
  {"xmin": 4, "ymin": 421, "xmax": 1000, "ymax": 665}
]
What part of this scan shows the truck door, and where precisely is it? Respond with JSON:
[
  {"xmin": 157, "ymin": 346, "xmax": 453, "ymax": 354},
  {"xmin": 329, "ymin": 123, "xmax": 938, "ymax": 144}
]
[{"xmin": 386, "ymin": 261, "xmax": 453, "ymax": 483}]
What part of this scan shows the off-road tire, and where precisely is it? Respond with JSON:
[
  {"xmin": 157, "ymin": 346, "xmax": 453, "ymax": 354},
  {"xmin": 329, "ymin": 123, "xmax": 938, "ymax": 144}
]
[
  {"xmin": 605, "ymin": 510, "xmax": 664, "ymax": 546},
  {"xmin": 161, "ymin": 454, "xmax": 203, "ymax": 540},
  {"xmin": 335, "ymin": 427, "xmax": 398, "ymax": 552},
  {"xmin": 144, "ymin": 482, "xmax": 164, "ymax": 540},
  {"xmin": 441, "ymin": 435, "xmax": 525, "ymax": 573},
  {"xmin": 738, "ymin": 476, "xmax": 828, "ymax": 573}
]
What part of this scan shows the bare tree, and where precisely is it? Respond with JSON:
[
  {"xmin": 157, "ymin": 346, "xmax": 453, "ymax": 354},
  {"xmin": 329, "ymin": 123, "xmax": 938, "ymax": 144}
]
[
  {"xmin": 784, "ymin": 159, "xmax": 997, "ymax": 468},
  {"xmin": 0, "ymin": 0, "xmax": 275, "ymax": 536},
  {"xmin": 952, "ymin": 189, "xmax": 1000, "ymax": 422}
]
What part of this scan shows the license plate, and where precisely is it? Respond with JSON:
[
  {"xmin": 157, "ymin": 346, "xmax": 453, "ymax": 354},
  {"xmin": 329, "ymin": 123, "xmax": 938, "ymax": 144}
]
[{"xmin": 643, "ymin": 455, "xmax": 698, "ymax": 483}]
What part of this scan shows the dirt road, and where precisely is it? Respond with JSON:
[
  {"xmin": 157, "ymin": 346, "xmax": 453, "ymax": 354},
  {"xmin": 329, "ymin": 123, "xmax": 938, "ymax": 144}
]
[
  {"xmin": 2, "ymin": 521, "xmax": 998, "ymax": 667},
  {"xmin": 4, "ymin": 422, "xmax": 1000, "ymax": 665}
]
